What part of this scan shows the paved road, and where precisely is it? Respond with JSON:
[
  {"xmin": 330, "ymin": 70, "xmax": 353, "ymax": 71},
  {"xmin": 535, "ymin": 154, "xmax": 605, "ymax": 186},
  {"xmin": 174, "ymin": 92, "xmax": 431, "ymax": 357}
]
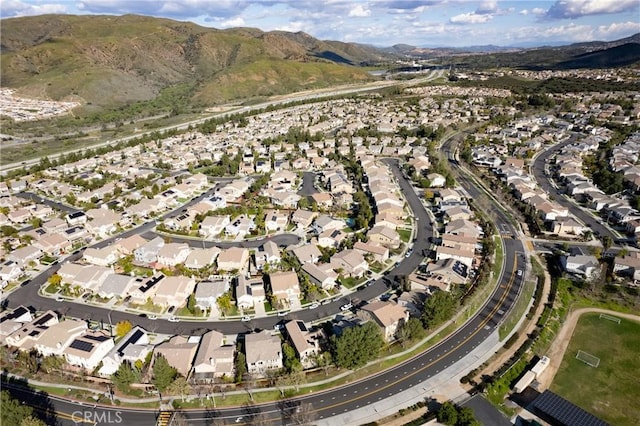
[
  {"xmin": 297, "ymin": 171, "xmax": 319, "ymax": 197},
  {"xmin": 5, "ymin": 150, "xmax": 527, "ymax": 426},
  {"xmin": 530, "ymin": 136, "xmax": 622, "ymax": 242},
  {"xmin": 17, "ymin": 191, "xmax": 82, "ymax": 215},
  {"xmin": 51, "ymin": 152, "xmax": 523, "ymax": 426},
  {"xmin": 4, "ymin": 161, "xmax": 424, "ymax": 335}
]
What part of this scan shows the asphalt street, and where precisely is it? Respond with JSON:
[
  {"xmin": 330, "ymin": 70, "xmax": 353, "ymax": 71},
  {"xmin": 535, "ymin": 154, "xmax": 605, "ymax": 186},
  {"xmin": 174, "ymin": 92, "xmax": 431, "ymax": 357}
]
[
  {"xmin": 5, "ymin": 135, "xmax": 528, "ymax": 426},
  {"xmin": 530, "ymin": 135, "xmax": 622, "ymax": 242}
]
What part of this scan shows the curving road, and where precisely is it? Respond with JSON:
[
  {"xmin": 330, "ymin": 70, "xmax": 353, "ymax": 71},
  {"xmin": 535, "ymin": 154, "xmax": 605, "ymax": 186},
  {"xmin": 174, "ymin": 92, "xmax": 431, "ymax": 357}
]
[
  {"xmin": 24, "ymin": 154, "xmax": 525, "ymax": 426},
  {"xmin": 530, "ymin": 135, "xmax": 622, "ymax": 242}
]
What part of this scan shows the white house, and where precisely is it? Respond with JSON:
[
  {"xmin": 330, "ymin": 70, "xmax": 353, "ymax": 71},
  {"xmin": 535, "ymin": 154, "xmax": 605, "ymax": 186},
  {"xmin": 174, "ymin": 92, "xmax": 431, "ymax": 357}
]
[
  {"xmin": 245, "ymin": 330, "xmax": 283, "ymax": 376},
  {"xmin": 64, "ymin": 331, "xmax": 115, "ymax": 371}
]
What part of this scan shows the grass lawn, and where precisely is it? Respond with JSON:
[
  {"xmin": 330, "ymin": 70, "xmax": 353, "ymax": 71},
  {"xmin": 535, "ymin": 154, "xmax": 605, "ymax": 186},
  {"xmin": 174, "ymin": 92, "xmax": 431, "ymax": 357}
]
[
  {"xmin": 551, "ymin": 313, "xmax": 640, "ymax": 426},
  {"xmin": 398, "ymin": 229, "xmax": 412, "ymax": 243}
]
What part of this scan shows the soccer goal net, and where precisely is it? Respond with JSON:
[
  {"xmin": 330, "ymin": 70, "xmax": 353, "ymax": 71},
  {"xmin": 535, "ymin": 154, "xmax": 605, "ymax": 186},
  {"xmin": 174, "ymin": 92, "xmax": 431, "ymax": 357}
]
[
  {"xmin": 599, "ymin": 313, "xmax": 621, "ymax": 324},
  {"xmin": 576, "ymin": 350, "xmax": 600, "ymax": 368}
]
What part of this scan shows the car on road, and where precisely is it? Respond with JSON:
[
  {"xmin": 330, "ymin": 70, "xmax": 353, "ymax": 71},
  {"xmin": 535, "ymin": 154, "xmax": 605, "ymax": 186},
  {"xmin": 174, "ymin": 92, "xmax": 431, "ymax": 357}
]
[
  {"xmin": 55, "ymin": 296, "xmax": 64, "ymax": 302},
  {"xmin": 277, "ymin": 311, "xmax": 288, "ymax": 317},
  {"xmin": 148, "ymin": 315, "xmax": 157, "ymax": 320},
  {"xmin": 340, "ymin": 303, "xmax": 353, "ymax": 311},
  {"xmin": 274, "ymin": 323, "xmax": 284, "ymax": 331},
  {"xmin": 241, "ymin": 316, "xmax": 251, "ymax": 322},
  {"xmin": 309, "ymin": 302, "xmax": 320, "ymax": 309},
  {"xmin": 517, "ymin": 270, "xmax": 523, "ymax": 277},
  {"xmin": 168, "ymin": 316, "xmax": 180, "ymax": 322}
]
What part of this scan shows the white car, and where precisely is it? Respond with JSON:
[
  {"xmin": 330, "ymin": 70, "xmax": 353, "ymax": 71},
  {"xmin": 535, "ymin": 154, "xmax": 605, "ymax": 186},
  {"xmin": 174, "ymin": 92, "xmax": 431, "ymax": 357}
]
[
  {"xmin": 168, "ymin": 316, "xmax": 180, "ymax": 322},
  {"xmin": 241, "ymin": 316, "xmax": 251, "ymax": 322},
  {"xmin": 517, "ymin": 270, "xmax": 523, "ymax": 277},
  {"xmin": 55, "ymin": 296, "xmax": 64, "ymax": 302},
  {"xmin": 340, "ymin": 303, "xmax": 353, "ymax": 311},
  {"xmin": 148, "ymin": 315, "xmax": 157, "ymax": 320},
  {"xmin": 309, "ymin": 302, "xmax": 320, "ymax": 309}
]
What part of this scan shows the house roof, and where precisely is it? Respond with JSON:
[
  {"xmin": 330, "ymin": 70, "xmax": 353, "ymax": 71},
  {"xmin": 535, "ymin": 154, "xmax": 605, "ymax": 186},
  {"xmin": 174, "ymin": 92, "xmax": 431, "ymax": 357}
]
[
  {"xmin": 360, "ymin": 301, "xmax": 407, "ymax": 327},
  {"xmin": 192, "ymin": 330, "xmax": 224, "ymax": 367},
  {"xmin": 245, "ymin": 330, "xmax": 281, "ymax": 364},
  {"xmin": 154, "ymin": 335, "xmax": 198, "ymax": 377},
  {"xmin": 269, "ymin": 271, "xmax": 300, "ymax": 294}
]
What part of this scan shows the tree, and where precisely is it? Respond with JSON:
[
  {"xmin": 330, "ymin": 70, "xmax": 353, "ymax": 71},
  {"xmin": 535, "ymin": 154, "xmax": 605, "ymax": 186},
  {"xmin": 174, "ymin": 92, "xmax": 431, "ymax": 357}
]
[
  {"xmin": 282, "ymin": 342, "xmax": 302, "ymax": 373},
  {"xmin": 111, "ymin": 361, "xmax": 140, "ymax": 392},
  {"xmin": 1, "ymin": 391, "xmax": 46, "ymax": 426},
  {"xmin": 114, "ymin": 320, "xmax": 132, "ymax": 338},
  {"xmin": 216, "ymin": 292, "xmax": 233, "ymax": 317},
  {"xmin": 167, "ymin": 377, "xmax": 191, "ymax": 402},
  {"xmin": 1, "ymin": 225, "xmax": 18, "ymax": 237},
  {"xmin": 40, "ymin": 355, "xmax": 65, "ymax": 374},
  {"xmin": 152, "ymin": 354, "xmax": 178, "ymax": 393},
  {"xmin": 187, "ymin": 293, "xmax": 198, "ymax": 315},
  {"xmin": 456, "ymin": 406, "xmax": 480, "ymax": 426},
  {"xmin": 330, "ymin": 322, "xmax": 384, "ymax": 369},
  {"xmin": 234, "ymin": 351, "xmax": 246, "ymax": 383},
  {"xmin": 422, "ymin": 290, "xmax": 458, "ymax": 330},
  {"xmin": 437, "ymin": 401, "xmax": 458, "ymax": 425},
  {"xmin": 17, "ymin": 349, "xmax": 39, "ymax": 374},
  {"xmin": 20, "ymin": 416, "xmax": 47, "ymax": 426},
  {"xmin": 314, "ymin": 352, "xmax": 332, "ymax": 376},
  {"xmin": 47, "ymin": 274, "xmax": 62, "ymax": 287},
  {"xmin": 396, "ymin": 317, "xmax": 426, "ymax": 347}
]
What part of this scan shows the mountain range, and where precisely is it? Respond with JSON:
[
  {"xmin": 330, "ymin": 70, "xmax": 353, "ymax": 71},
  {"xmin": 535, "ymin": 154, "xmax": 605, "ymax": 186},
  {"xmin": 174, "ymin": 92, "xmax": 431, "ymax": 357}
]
[{"xmin": 1, "ymin": 14, "xmax": 639, "ymax": 117}]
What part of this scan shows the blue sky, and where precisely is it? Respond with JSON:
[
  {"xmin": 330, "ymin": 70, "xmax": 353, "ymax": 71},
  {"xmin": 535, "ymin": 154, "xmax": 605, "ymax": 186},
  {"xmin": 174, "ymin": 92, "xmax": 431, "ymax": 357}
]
[{"xmin": 2, "ymin": 1, "xmax": 639, "ymax": 47}]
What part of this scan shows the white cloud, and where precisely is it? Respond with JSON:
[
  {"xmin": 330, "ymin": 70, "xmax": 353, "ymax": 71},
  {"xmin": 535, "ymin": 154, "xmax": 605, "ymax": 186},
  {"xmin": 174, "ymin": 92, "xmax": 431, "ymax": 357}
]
[
  {"xmin": 450, "ymin": 12, "xmax": 492, "ymax": 25},
  {"xmin": 275, "ymin": 20, "xmax": 308, "ymax": 33},
  {"xmin": 348, "ymin": 4, "xmax": 370, "ymax": 18},
  {"xmin": 1, "ymin": 0, "xmax": 67, "ymax": 17},
  {"xmin": 595, "ymin": 21, "xmax": 640, "ymax": 38},
  {"xmin": 217, "ymin": 16, "xmax": 246, "ymax": 28},
  {"xmin": 532, "ymin": 8, "xmax": 546, "ymax": 15},
  {"xmin": 476, "ymin": 0, "xmax": 498, "ymax": 15},
  {"xmin": 520, "ymin": 9, "xmax": 528, "ymax": 15},
  {"xmin": 544, "ymin": 0, "xmax": 639, "ymax": 20}
]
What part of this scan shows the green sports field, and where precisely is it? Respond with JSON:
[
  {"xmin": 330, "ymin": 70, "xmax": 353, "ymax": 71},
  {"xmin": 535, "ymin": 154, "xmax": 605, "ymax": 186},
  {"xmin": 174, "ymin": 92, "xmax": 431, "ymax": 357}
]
[{"xmin": 551, "ymin": 313, "xmax": 640, "ymax": 426}]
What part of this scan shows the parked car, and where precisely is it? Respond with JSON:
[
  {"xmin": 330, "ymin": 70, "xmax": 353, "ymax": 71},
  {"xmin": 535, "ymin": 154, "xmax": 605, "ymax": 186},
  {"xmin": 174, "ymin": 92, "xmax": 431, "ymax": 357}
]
[
  {"xmin": 241, "ymin": 316, "xmax": 251, "ymax": 322},
  {"xmin": 309, "ymin": 302, "xmax": 320, "ymax": 309},
  {"xmin": 168, "ymin": 316, "xmax": 180, "ymax": 322},
  {"xmin": 340, "ymin": 303, "xmax": 353, "ymax": 311}
]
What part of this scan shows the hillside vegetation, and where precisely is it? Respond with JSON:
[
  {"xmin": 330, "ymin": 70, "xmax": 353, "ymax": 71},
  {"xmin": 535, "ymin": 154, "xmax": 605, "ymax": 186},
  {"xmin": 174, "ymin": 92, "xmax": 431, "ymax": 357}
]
[{"xmin": 0, "ymin": 14, "xmax": 381, "ymax": 116}]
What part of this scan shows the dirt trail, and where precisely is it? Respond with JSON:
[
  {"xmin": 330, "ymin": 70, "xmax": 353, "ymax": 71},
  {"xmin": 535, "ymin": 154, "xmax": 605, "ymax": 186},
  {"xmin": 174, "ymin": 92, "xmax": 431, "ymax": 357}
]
[{"xmin": 536, "ymin": 307, "xmax": 640, "ymax": 389}]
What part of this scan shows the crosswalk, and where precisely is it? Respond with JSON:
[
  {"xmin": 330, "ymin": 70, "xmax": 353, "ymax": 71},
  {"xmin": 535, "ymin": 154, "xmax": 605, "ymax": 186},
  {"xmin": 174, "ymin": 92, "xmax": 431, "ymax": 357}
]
[{"xmin": 156, "ymin": 410, "xmax": 174, "ymax": 426}]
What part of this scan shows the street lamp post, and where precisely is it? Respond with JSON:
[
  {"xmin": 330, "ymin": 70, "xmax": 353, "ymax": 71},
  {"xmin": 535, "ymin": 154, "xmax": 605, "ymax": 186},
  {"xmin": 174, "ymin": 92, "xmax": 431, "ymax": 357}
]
[{"xmin": 107, "ymin": 310, "xmax": 113, "ymax": 337}]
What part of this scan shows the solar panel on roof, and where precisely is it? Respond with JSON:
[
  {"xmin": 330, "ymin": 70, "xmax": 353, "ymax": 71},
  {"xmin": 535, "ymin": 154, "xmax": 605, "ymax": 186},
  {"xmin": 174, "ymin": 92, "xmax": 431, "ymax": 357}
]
[
  {"xmin": 69, "ymin": 340, "xmax": 94, "ymax": 352},
  {"xmin": 84, "ymin": 334, "xmax": 110, "ymax": 342},
  {"xmin": 33, "ymin": 313, "xmax": 53, "ymax": 325},
  {"xmin": 120, "ymin": 329, "xmax": 144, "ymax": 350},
  {"xmin": 531, "ymin": 390, "xmax": 608, "ymax": 426},
  {"xmin": 12, "ymin": 306, "xmax": 28, "ymax": 317}
]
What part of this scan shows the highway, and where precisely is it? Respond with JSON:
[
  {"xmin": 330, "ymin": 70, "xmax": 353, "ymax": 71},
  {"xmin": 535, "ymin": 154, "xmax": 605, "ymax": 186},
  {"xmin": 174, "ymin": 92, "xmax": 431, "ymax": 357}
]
[{"xmin": 6, "ymin": 154, "xmax": 526, "ymax": 425}]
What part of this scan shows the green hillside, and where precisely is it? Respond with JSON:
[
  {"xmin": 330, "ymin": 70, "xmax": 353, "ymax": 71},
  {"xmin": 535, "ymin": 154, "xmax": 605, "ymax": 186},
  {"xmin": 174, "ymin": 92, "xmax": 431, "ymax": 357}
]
[{"xmin": 0, "ymin": 14, "xmax": 378, "ymax": 115}]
